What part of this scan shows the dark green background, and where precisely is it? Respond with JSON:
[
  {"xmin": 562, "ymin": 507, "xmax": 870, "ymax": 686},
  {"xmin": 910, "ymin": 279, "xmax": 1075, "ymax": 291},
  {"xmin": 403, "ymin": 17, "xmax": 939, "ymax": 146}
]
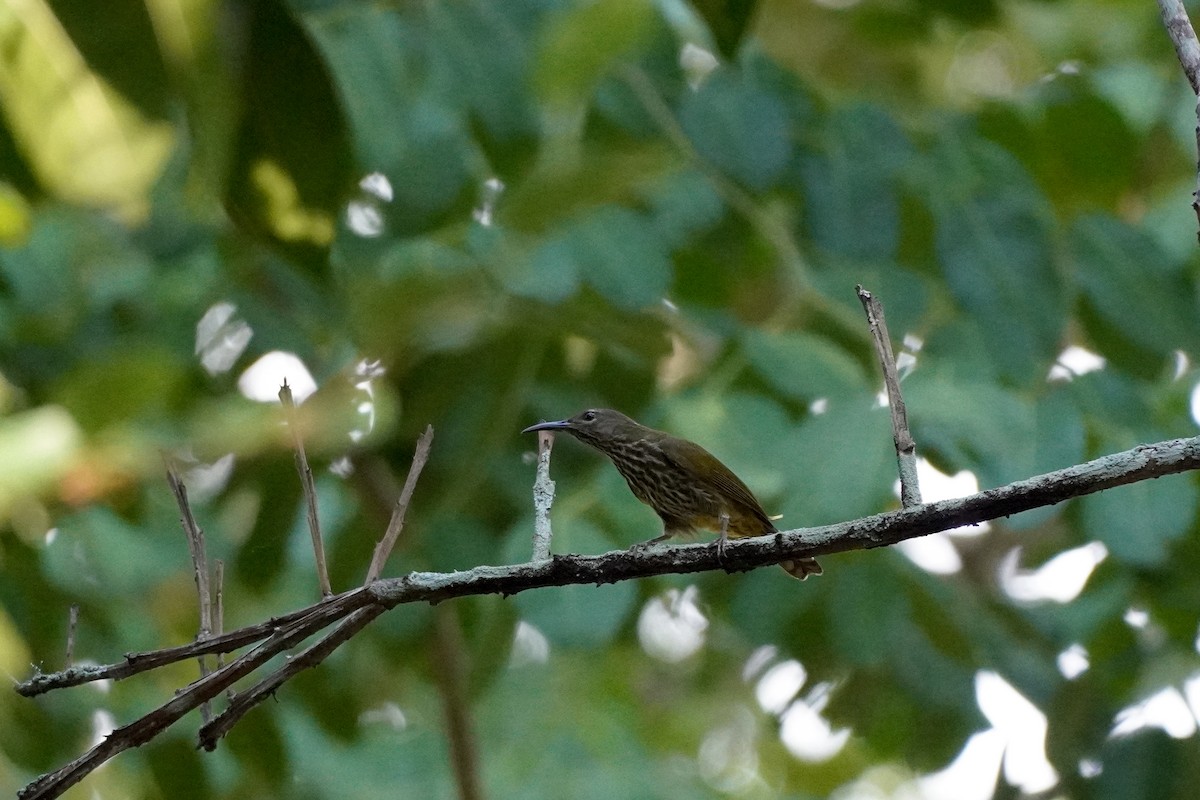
[{"xmin": 2, "ymin": 0, "xmax": 1199, "ymax": 797}]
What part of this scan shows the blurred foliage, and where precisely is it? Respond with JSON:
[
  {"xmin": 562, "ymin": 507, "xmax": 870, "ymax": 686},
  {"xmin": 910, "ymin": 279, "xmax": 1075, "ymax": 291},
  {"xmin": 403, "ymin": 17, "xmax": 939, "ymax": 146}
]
[{"xmin": 1, "ymin": 0, "xmax": 1200, "ymax": 798}]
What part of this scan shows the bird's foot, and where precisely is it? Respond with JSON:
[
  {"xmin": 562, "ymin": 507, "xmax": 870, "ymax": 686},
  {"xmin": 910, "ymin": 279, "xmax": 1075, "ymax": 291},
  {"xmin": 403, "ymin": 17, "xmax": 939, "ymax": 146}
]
[{"xmin": 714, "ymin": 514, "xmax": 730, "ymax": 566}]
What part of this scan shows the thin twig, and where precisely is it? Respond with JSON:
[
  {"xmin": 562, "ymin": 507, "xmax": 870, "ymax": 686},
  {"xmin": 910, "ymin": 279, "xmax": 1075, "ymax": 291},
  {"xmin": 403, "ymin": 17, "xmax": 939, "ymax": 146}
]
[
  {"xmin": 164, "ymin": 463, "xmax": 214, "ymax": 639},
  {"xmin": 857, "ymin": 285, "xmax": 921, "ymax": 507},
  {"xmin": 19, "ymin": 434, "xmax": 1200, "ymax": 799},
  {"xmin": 197, "ymin": 605, "xmax": 384, "ymax": 750},
  {"xmin": 16, "ymin": 591, "xmax": 360, "ymax": 697},
  {"xmin": 64, "ymin": 605, "xmax": 79, "ymax": 668},
  {"xmin": 433, "ymin": 606, "xmax": 484, "ymax": 800},
  {"xmin": 214, "ymin": 560, "xmax": 232, "ymax": 701},
  {"xmin": 364, "ymin": 425, "xmax": 434, "ymax": 585},
  {"xmin": 18, "ymin": 590, "xmax": 375, "ymax": 800},
  {"xmin": 164, "ymin": 461, "xmax": 215, "ymax": 722},
  {"xmin": 530, "ymin": 431, "xmax": 555, "ymax": 561},
  {"xmin": 1157, "ymin": 0, "xmax": 1200, "ymax": 241},
  {"xmin": 280, "ymin": 379, "xmax": 332, "ymax": 598}
]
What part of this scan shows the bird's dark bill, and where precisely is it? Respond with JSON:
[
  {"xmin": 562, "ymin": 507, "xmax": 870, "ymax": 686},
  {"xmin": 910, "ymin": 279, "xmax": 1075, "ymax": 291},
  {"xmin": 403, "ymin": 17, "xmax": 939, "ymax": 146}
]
[{"xmin": 522, "ymin": 419, "xmax": 572, "ymax": 434}]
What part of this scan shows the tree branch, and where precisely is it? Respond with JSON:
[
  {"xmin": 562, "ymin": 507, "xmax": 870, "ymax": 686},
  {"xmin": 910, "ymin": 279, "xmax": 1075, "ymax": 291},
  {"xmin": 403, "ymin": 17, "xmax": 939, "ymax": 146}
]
[
  {"xmin": 364, "ymin": 424, "xmax": 434, "ymax": 584},
  {"xmin": 164, "ymin": 461, "xmax": 216, "ymax": 722},
  {"xmin": 530, "ymin": 431, "xmax": 556, "ymax": 561},
  {"xmin": 1157, "ymin": 0, "xmax": 1200, "ymax": 241},
  {"xmin": 280, "ymin": 379, "xmax": 332, "ymax": 598},
  {"xmin": 16, "ymin": 592, "xmax": 364, "ymax": 697},
  {"xmin": 18, "ymin": 589, "xmax": 375, "ymax": 800},
  {"xmin": 856, "ymin": 285, "xmax": 921, "ymax": 507},
  {"xmin": 196, "ymin": 605, "xmax": 385, "ymax": 750},
  {"xmin": 18, "ymin": 434, "xmax": 1200, "ymax": 798}
]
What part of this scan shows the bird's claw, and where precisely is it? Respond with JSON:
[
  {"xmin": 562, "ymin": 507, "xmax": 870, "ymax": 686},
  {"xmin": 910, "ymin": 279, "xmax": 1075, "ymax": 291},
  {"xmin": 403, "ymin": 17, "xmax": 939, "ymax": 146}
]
[
  {"xmin": 715, "ymin": 514, "xmax": 730, "ymax": 566},
  {"xmin": 714, "ymin": 533, "xmax": 728, "ymax": 565}
]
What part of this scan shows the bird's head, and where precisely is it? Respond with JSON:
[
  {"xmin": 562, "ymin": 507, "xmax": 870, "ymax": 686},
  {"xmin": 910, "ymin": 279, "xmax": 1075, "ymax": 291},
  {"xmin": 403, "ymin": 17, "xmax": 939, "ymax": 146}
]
[{"xmin": 522, "ymin": 408, "xmax": 643, "ymax": 450}]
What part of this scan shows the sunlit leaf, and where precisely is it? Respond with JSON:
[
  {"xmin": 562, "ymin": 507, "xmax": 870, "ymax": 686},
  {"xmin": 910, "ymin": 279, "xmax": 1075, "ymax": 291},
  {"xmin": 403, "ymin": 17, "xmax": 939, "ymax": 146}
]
[{"xmin": 0, "ymin": 0, "xmax": 173, "ymax": 218}]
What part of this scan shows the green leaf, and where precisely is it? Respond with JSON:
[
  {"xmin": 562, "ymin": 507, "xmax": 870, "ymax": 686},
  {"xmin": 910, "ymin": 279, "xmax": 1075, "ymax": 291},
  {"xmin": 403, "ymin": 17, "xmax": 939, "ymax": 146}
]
[
  {"xmin": 643, "ymin": 168, "xmax": 725, "ymax": 248},
  {"xmin": 741, "ymin": 328, "xmax": 869, "ymax": 403},
  {"xmin": 921, "ymin": 136, "xmax": 1064, "ymax": 384},
  {"xmin": 570, "ymin": 205, "xmax": 672, "ymax": 309},
  {"xmin": 0, "ymin": 0, "xmax": 172, "ymax": 217},
  {"xmin": 534, "ymin": 0, "xmax": 657, "ymax": 107},
  {"xmin": 1071, "ymin": 213, "xmax": 1200, "ymax": 373},
  {"xmin": 780, "ymin": 398, "xmax": 895, "ymax": 525},
  {"xmin": 52, "ymin": 345, "xmax": 189, "ymax": 432},
  {"xmin": 1090, "ymin": 730, "xmax": 1200, "ymax": 800},
  {"xmin": 1038, "ymin": 76, "xmax": 1139, "ymax": 209},
  {"xmin": 905, "ymin": 368, "xmax": 1078, "ymax": 489},
  {"xmin": 507, "ymin": 521, "xmax": 638, "ymax": 648},
  {"xmin": 825, "ymin": 557, "xmax": 914, "ymax": 667},
  {"xmin": 1080, "ymin": 472, "xmax": 1197, "ymax": 568},
  {"xmin": 44, "ymin": 506, "xmax": 183, "ymax": 598},
  {"xmin": 516, "ymin": 231, "xmax": 584, "ymax": 302},
  {"xmin": 680, "ymin": 67, "xmax": 792, "ymax": 190},
  {"xmin": 798, "ymin": 103, "xmax": 911, "ymax": 260}
]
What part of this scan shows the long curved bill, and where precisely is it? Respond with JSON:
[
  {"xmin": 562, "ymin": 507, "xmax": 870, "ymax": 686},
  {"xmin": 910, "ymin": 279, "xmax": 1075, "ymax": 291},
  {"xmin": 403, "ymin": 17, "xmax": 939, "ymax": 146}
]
[{"xmin": 521, "ymin": 419, "xmax": 572, "ymax": 434}]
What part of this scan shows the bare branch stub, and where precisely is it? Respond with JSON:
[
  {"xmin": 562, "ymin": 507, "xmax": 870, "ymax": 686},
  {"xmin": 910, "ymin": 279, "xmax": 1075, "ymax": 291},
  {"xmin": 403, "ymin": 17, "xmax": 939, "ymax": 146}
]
[
  {"xmin": 530, "ymin": 431, "xmax": 556, "ymax": 561},
  {"xmin": 1157, "ymin": 0, "xmax": 1200, "ymax": 240},
  {"xmin": 364, "ymin": 425, "xmax": 435, "ymax": 585},
  {"xmin": 279, "ymin": 379, "xmax": 333, "ymax": 598},
  {"xmin": 164, "ymin": 463, "xmax": 214, "ymax": 639},
  {"xmin": 856, "ymin": 285, "xmax": 921, "ymax": 507}
]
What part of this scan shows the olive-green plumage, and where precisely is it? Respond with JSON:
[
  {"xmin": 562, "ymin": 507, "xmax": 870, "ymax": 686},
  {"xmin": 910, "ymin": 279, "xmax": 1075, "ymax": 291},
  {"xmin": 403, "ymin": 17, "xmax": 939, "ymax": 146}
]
[{"xmin": 523, "ymin": 408, "xmax": 821, "ymax": 579}]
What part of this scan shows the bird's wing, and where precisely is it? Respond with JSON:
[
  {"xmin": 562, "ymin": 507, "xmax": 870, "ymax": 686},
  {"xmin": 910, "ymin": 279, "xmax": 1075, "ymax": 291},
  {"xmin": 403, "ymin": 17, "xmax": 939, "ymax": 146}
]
[{"xmin": 657, "ymin": 436, "xmax": 775, "ymax": 527}]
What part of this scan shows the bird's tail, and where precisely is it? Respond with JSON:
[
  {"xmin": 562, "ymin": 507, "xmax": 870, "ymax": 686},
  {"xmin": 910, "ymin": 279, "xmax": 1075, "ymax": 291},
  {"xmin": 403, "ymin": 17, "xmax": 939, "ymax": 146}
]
[{"xmin": 779, "ymin": 557, "xmax": 823, "ymax": 580}]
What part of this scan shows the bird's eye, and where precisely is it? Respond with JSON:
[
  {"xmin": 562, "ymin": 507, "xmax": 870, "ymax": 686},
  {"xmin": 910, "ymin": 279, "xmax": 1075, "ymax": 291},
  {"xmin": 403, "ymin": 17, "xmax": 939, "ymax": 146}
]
[{"xmin": 582, "ymin": 410, "xmax": 597, "ymax": 422}]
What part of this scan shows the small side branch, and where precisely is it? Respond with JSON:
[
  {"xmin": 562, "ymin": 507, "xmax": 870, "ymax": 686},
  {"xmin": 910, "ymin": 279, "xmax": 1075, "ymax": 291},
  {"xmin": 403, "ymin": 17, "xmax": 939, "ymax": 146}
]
[
  {"xmin": 1157, "ymin": 0, "xmax": 1200, "ymax": 241},
  {"xmin": 530, "ymin": 432, "xmax": 556, "ymax": 561},
  {"xmin": 18, "ymin": 589, "xmax": 376, "ymax": 800},
  {"xmin": 16, "ymin": 591, "xmax": 362, "ymax": 697},
  {"xmin": 197, "ymin": 604, "xmax": 384, "ymax": 750},
  {"xmin": 364, "ymin": 425, "xmax": 435, "ymax": 585},
  {"xmin": 280, "ymin": 379, "xmax": 332, "ymax": 598},
  {"xmin": 856, "ymin": 286, "xmax": 921, "ymax": 507},
  {"xmin": 164, "ymin": 461, "xmax": 216, "ymax": 722},
  {"xmin": 213, "ymin": 560, "xmax": 232, "ymax": 700},
  {"xmin": 165, "ymin": 463, "xmax": 214, "ymax": 639}
]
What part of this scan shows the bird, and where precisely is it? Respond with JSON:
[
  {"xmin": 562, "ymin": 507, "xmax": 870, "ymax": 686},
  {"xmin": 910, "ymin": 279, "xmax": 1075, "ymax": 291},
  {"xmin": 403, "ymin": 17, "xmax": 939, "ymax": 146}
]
[{"xmin": 522, "ymin": 408, "xmax": 821, "ymax": 579}]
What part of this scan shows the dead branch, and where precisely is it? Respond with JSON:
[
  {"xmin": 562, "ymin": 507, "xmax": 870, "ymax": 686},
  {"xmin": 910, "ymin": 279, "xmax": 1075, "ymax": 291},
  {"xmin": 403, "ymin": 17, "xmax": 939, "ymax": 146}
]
[
  {"xmin": 530, "ymin": 431, "xmax": 556, "ymax": 560},
  {"xmin": 364, "ymin": 424, "xmax": 435, "ymax": 585},
  {"xmin": 280, "ymin": 379, "xmax": 333, "ymax": 598},
  {"xmin": 856, "ymin": 285, "xmax": 921, "ymax": 507}
]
